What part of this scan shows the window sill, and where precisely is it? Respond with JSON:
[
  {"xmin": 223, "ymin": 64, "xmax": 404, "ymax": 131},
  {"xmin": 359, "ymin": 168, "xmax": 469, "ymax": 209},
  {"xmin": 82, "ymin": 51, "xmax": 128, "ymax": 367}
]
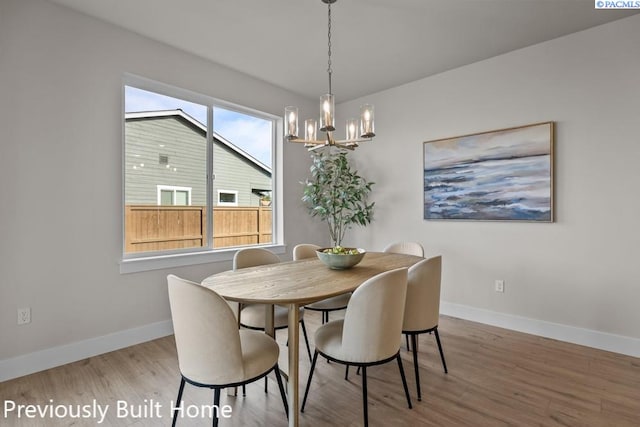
[{"xmin": 119, "ymin": 244, "xmax": 287, "ymax": 274}]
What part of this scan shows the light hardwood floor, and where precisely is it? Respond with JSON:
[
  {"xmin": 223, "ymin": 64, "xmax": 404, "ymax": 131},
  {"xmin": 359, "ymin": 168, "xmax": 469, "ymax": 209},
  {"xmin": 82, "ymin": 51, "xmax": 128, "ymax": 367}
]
[{"xmin": 1, "ymin": 314, "xmax": 639, "ymax": 426}]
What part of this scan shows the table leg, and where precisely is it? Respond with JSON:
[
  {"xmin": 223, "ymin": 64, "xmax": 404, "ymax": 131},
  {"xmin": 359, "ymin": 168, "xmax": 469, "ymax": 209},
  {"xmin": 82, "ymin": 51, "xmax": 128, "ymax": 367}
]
[
  {"xmin": 287, "ymin": 303, "xmax": 299, "ymax": 427},
  {"xmin": 265, "ymin": 304, "xmax": 275, "ymax": 338}
]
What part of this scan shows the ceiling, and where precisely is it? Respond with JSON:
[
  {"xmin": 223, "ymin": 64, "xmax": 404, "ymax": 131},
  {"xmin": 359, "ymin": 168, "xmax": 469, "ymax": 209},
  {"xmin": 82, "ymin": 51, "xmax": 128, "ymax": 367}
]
[{"xmin": 48, "ymin": 0, "xmax": 638, "ymax": 102}]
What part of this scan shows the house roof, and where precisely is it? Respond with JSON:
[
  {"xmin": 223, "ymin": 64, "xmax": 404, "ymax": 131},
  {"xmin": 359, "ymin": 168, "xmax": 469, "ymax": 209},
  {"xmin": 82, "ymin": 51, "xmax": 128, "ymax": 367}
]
[{"xmin": 125, "ymin": 109, "xmax": 272, "ymax": 175}]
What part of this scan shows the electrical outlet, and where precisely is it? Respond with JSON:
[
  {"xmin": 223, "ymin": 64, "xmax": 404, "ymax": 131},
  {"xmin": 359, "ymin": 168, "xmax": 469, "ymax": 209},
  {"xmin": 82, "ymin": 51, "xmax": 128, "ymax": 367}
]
[
  {"xmin": 495, "ymin": 280, "xmax": 505, "ymax": 293},
  {"xmin": 17, "ymin": 308, "xmax": 31, "ymax": 325}
]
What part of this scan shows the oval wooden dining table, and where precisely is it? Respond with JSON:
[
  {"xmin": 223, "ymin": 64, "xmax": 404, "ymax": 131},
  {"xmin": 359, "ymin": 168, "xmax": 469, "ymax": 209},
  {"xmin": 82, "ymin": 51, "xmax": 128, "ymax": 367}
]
[{"xmin": 201, "ymin": 251, "xmax": 423, "ymax": 427}]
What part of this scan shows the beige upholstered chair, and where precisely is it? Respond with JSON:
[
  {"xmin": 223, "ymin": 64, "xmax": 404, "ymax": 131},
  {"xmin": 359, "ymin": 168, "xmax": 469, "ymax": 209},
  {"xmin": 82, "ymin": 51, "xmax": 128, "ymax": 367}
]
[
  {"xmin": 167, "ymin": 275, "xmax": 287, "ymax": 427},
  {"xmin": 292, "ymin": 243, "xmax": 320, "ymax": 261},
  {"xmin": 383, "ymin": 241, "xmax": 425, "ymax": 257},
  {"xmin": 293, "ymin": 243, "xmax": 351, "ymax": 324},
  {"xmin": 234, "ymin": 248, "xmax": 312, "ymax": 361},
  {"xmin": 402, "ymin": 256, "xmax": 447, "ymax": 401},
  {"xmin": 301, "ymin": 268, "xmax": 412, "ymax": 427},
  {"xmin": 383, "ymin": 241, "xmax": 427, "ymax": 351}
]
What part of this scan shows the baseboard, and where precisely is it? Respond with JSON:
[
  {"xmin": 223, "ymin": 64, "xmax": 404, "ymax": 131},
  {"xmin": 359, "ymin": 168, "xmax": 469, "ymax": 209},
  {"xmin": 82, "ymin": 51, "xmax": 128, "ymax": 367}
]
[
  {"xmin": 441, "ymin": 301, "xmax": 640, "ymax": 358},
  {"xmin": 0, "ymin": 320, "xmax": 173, "ymax": 383},
  {"xmin": 3, "ymin": 304, "xmax": 639, "ymax": 383}
]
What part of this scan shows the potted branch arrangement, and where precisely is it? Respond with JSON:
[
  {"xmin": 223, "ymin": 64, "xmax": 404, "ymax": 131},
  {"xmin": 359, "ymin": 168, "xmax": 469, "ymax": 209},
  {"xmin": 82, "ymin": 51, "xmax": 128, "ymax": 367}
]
[
  {"xmin": 301, "ymin": 149, "xmax": 375, "ymax": 269},
  {"xmin": 260, "ymin": 194, "xmax": 271, "ymax": 206}
]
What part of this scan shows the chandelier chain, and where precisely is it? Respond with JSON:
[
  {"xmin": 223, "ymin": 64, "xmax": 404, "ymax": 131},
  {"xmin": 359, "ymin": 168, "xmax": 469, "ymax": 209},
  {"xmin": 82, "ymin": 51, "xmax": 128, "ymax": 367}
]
[{"xmin": 327, "ymin": 2, "xmax": 332, "ymax": 94}]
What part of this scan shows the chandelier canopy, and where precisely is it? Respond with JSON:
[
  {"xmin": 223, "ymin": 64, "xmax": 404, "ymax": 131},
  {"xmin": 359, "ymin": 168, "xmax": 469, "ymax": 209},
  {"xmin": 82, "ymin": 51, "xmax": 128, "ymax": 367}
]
[{"xmin": 285, "ymin": 0, "xmax": 375, "ymax": 151}]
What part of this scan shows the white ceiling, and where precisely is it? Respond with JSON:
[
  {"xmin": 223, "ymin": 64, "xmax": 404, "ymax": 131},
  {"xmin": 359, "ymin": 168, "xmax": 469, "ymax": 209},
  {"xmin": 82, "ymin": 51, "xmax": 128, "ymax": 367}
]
[{"xmin": 48, "ymin": 0, "xmax": 637, "ymax": 102}]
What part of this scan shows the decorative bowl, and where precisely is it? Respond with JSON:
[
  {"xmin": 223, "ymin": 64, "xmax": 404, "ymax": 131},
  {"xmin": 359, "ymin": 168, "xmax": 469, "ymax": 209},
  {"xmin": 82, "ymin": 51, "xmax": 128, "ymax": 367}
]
[{"xmin": 316, "ymin": 247, "xmax": 366, "ymax": 270}]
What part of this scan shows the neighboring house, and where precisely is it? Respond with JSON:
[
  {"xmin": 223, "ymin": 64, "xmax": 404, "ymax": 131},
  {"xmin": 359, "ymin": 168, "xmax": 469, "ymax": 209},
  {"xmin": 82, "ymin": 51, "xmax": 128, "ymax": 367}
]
[{"xmin": 125, "ymin": 109, "xmax": 271, "ymax": 207}]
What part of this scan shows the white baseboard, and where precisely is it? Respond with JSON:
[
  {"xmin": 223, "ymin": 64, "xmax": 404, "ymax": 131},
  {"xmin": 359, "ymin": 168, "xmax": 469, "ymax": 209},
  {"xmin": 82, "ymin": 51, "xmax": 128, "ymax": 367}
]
[
  {"xmin": 441, "ymin": 301, "xmax": 640, "ymax": 358},
  {"xmin": 0, "ymin": 320, "xmax": 173, "ymax": 383},
  {"xmin": 3, "ymin": 304, "xmax": 639, "ymax": 383}
]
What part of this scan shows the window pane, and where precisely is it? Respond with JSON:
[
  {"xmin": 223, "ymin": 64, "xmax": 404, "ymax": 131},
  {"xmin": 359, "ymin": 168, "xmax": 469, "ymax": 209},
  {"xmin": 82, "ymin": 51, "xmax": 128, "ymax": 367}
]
[
  {"xmin": 219, "ymin": 192, "xmax": 236, "ymax": 203},
  {"xmin": 212, "ymin": 107, "xmax": 273, "ymax": 248},
  {"xmin": 124, "ymin": 86, "xmax": 207, "ymax": 254},
  {"xmin": 160, "ymin": 190, "xmax": 173, "ymax": 205},
  {"xmin": 175, "ymin": 190, "xmax": 188, "ymax": 206},
  {"xmin": 122, "ymin": 79, "xmax": 277, "ymax": 259}
]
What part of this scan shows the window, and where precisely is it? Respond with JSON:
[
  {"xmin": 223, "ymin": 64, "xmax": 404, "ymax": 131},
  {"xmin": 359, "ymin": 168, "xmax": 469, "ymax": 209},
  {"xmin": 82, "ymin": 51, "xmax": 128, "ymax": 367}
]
[
  {"xmin": 123, "ymin": 75, "xmax": 279, "ymax": 266},
  {"xmin": 217, "ymin": 190, "xmax": 238, "ymax": 206},
  {"xmin": 157, "ymin": 185, "xmax": 192, "ymax": 206}
]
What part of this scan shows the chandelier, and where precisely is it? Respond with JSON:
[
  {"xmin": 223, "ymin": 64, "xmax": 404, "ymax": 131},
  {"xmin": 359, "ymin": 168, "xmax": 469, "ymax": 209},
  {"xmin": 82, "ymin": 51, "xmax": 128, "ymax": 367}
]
[{"xmin": 284, "ymin": 0, "xmax": 375, "ymax": 151}]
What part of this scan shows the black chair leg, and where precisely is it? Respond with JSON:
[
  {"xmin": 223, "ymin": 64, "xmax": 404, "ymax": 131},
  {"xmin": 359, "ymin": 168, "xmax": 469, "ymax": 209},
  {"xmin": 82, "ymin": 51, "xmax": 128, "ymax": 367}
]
[
  {"xmin": 242, "ymin": 384, "xmax": 246, "ymax": 396},
  {"xmin": 406, "ymin": 333, "xmax": 410, "ymax": 351},
  {"xmin": 172, "ymin": 377, "xmax": 186, "ymax": 427},
  {"xmin": 301, "ymin": 351, "xmax": 319, "ymax": 412},
  {"xmin": 213, "ymin": 388, "xmax": 221, "ymax": 427},
  {"xmin": 362, "ymin": 366, "xmax": 368, "ymax": 427},
  {"xmin": 300, "ymin": 320, "xmax": 313, "ymax": 362},
  {"xmin": 264, "ymin": 377, "xmax": 268, "ymax": 393},
  {"xmin": 274, "ymin": 364, "xmax": 289, "ymax": 418},
  {"xmin": 434, "ymin": 328, "xmax": 448, "ymax": 374},
  {"xmin": 397, "ymin": 354, "xmax": 413, "ymax": 409},
  {"xmin": 344, "ymin": 365, "xmax": 349, "ymax": 380},
  {"xmin": 411, "ymin": 334, "xmax": 422, "ymax": 401}
]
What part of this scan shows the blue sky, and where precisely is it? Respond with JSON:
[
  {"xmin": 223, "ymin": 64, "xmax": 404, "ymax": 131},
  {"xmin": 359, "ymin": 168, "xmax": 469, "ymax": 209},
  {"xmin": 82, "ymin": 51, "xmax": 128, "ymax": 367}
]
[{"xmin": 125, "ymin": 86, "xmax": 272, "ymax": 167}]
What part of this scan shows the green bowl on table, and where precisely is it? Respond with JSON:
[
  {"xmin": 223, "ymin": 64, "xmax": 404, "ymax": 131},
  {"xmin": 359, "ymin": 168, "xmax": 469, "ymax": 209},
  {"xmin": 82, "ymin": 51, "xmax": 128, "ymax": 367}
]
[{"xmin": 316, "ymin": 247, "xmax": 366, "ymax": 270}]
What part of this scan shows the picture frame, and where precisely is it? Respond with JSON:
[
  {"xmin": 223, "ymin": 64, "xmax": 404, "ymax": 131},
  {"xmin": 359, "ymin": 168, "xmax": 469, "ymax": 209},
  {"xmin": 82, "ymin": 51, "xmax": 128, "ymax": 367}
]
[{"xmin": 423, "ymin": 122, "xmax": 554, "ymax": 222}]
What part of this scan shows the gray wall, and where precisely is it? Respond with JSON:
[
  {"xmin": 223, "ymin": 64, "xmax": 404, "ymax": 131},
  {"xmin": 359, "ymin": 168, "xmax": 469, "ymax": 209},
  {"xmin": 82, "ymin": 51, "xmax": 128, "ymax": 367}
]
[
  {"xmin": 0, "ymin": 0, "xmax": 325, "ymax": 367},
  {"xmin": 343, "ymin": 15, "xmax": 640, "ymax": 347}
]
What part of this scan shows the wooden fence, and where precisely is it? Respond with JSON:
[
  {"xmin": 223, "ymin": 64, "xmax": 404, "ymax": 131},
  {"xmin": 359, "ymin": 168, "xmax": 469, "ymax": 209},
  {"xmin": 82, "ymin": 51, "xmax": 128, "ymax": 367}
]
[{"xmin": 124, "ymin": 205, "xmax": 272, "ymax": 253}]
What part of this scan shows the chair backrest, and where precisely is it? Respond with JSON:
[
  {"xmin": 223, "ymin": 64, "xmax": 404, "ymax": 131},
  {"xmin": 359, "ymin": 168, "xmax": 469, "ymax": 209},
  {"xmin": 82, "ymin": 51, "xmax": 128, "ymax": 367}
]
[
  {"xmin": 233, "ymin": 247, "xmax": 280, "ymax": 270},
  {"xmin": 293, "ymin": 243, "xmax": 321, "ymax": 260},
  {"xmin": 383, "ymin": 241, "xmax": 425, "ymax": 257},
  {"xmin": 167, "ymin": 274, "xmax": 244, "ymax": 385},
  {"xmin": 403, "ymin": 256, "xmax": 442, "ymax": 332},
  {"xmin": 341, "ymin": 268, "xmax": 408, "ymax": 363}
]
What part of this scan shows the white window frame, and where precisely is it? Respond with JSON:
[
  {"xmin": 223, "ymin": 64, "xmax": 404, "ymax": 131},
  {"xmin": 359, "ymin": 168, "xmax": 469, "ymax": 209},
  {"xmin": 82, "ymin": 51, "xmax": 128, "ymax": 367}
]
[
  {"xmin": 217, "ymin": 190, "xmax": 238, "ymax": 207},
  {"xmin": 157, "ymin": 185, "xmax": 192, "ymax": 206},
  {"xmin": 120, "ymin": 73, "xmax": 285, "ymax": 274}
]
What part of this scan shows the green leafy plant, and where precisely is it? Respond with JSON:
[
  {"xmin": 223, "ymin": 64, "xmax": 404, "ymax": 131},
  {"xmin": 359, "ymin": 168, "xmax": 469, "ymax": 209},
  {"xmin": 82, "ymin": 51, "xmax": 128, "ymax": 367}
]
[{"xmin": 302, "ymin": 150, "xmax": 375, "ymax": 247}]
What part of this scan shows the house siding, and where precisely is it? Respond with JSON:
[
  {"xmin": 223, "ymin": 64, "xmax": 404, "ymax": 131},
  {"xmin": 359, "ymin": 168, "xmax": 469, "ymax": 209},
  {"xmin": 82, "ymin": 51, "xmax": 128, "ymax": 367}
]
[
  {"xmin": 213, "ymin": 143, "xmax": 272, "ymax": 206},
  {"xmin": 125, "ymin": 113, "xmax": 271, "ymax": 206},
  {"xmin": 125, "ymin": 116, "xmax": 207, "ymax": 205}
]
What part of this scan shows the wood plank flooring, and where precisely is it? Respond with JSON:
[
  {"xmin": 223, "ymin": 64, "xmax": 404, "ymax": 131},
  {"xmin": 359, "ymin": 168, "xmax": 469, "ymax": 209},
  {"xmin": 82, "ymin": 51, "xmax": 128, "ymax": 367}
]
[{"xmin": 1, "ymin": 314, "xmax": 639, "ymax": 426}]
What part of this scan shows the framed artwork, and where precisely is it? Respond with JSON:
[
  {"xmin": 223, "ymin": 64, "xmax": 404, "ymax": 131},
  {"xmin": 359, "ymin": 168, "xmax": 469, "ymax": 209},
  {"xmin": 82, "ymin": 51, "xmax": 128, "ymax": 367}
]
[{"xmin": 423, "ymin": 122, "xmax": 554, "ymax": 221}]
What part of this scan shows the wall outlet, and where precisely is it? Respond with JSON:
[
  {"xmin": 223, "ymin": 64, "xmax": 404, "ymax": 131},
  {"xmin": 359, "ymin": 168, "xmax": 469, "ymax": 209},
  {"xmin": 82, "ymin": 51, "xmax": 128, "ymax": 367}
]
[
  {"xmin": 495, "ymin": 280, "xmax": 505, "ymax": 293},
  {"xmin": 17, "ymin": 308, "xmax": 31, "ymax": 325}
]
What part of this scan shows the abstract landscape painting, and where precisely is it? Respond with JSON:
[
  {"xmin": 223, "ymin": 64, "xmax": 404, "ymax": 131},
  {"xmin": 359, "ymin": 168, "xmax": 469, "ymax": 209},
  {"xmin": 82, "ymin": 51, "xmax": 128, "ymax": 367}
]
[{"xmin": 423, "ymin": 122, "xmax": 554, "ymax": 221}]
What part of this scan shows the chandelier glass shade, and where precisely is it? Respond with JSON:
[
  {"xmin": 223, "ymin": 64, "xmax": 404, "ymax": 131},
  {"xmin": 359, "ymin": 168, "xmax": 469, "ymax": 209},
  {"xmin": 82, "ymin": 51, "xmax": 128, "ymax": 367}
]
[{"xmin": 285, "ymin": 0, "xmax": 375, "ymax": 151}]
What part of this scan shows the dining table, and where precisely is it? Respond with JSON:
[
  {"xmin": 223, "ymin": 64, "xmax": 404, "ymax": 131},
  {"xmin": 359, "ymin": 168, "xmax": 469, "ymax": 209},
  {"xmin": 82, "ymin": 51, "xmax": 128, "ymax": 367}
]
[{"xmin": 201, "ymin": 250, "xmax": 423, "ymax": 427}]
